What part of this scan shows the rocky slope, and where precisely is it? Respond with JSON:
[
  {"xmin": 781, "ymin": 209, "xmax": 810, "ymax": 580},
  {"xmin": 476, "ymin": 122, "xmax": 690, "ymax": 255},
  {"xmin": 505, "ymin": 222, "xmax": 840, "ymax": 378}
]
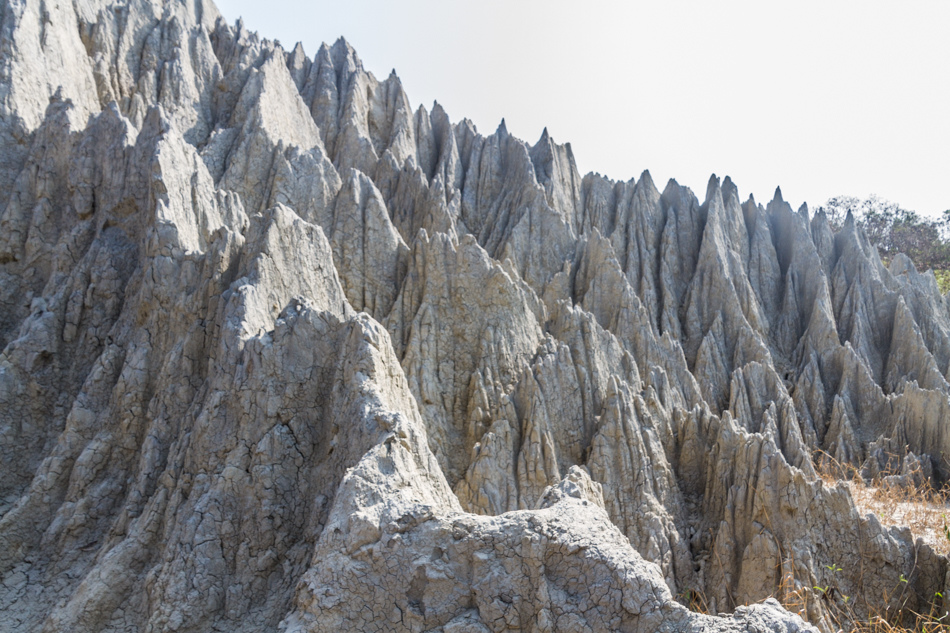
[{"xmin": 1, "ymin": 1, "xmax": 949, "ymax": 631}]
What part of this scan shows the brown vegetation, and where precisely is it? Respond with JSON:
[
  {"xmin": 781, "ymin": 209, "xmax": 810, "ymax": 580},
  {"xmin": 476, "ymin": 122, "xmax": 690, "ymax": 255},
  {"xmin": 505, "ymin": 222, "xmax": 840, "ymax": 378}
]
[{"xmin": 811, "ymin": 452, "xmax": 950, "ymax": 632}]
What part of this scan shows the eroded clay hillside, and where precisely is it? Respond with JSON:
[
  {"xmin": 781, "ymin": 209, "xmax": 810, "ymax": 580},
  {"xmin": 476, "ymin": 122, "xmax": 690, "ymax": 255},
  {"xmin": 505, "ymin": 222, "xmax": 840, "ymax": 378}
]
[{"xmin": 1, "ymin": 1, "xmax": 948, "ymax": 631}]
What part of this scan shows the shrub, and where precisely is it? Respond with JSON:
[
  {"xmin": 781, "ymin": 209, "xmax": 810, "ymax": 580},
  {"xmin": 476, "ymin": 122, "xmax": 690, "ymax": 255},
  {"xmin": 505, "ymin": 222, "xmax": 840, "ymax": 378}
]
[{"xmin": 815, "ymin": 196, "xmax": 950, "ymax": 291}]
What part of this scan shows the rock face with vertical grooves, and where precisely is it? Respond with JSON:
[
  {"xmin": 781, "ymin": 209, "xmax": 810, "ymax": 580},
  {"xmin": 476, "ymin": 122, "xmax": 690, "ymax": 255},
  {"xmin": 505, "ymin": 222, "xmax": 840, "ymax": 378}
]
[{"xmin": 1, "ymin": 2, "xmax": 948, "ymax": 631}]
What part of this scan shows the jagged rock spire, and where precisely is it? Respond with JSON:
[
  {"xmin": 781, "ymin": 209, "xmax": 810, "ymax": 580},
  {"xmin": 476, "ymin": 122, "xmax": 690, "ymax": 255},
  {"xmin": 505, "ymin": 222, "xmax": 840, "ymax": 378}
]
[{"xmin": 0, "ymin": 1, "xmax": 946, "ymax": 632}]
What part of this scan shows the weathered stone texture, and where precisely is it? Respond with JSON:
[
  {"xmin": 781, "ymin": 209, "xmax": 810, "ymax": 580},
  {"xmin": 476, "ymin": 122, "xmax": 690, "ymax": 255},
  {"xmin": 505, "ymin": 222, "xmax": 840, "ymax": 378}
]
[{"xmin": 1, "ymin": 2, "xmax": 947, "ymax": 632}]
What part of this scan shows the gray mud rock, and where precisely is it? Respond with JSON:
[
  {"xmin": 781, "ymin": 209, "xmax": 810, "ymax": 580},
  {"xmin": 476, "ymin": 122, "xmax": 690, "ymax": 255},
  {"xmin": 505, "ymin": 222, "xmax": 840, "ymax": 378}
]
[{"xmin": 0, "ymin": 1, "xmax": 946, "ymax": 632}]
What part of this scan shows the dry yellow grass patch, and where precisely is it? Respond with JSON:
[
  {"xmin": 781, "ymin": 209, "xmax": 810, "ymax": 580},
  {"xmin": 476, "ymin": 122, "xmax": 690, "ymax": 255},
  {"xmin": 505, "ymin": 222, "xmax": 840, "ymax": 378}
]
[
  {"xmin": 848, "ymin": 479, "xmax": 950, "ymax": 558},
  {"xmin": 810, "ymin": 451, "xmax": 950, "ymax": 631},
  {"xmin": 681, "ymin": 452, "xmax": 950, "ymax": 630},
  {"xmin": 846, "ymin": 480, "xmax": 950, "ymax": 632}
]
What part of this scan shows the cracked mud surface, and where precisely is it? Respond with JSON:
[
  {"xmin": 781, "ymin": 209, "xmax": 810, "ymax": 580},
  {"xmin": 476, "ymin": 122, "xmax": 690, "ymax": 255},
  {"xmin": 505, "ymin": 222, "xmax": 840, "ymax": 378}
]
[{"xmin": 1, "ymin": 1, "xmax": 948, "ymax": 631}]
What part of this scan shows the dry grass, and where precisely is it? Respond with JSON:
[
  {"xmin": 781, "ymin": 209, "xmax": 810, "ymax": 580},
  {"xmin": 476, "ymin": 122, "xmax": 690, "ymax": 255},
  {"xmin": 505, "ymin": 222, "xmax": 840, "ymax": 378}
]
[
  {"xmin": 851, "ymin": 615, "xmax": 950, "ymax": 633},
  {"xmin": 848, "ymin": 480, "xmax": 950, "ymax": 557},
  {"xmin": 847, "ymin": 482, "xmax": 950, "ymax": 631},
  {"xmin": 813, "ymin": 450, "xmax": 950, "ymax": 632},
  {"xmin": 679, "ymin": 452, "xmax": 950, "ymax": 631},
  {"xmin": 814, "ymin": 450, "xmax": 950, "ymax": 557}
]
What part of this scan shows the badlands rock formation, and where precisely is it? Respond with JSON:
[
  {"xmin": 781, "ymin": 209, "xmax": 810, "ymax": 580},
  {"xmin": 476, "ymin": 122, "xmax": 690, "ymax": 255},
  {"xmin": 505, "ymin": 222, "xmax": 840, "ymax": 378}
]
[{"xmin": 1, "ymin": 1, "xmax": 948, "ymax": 631}]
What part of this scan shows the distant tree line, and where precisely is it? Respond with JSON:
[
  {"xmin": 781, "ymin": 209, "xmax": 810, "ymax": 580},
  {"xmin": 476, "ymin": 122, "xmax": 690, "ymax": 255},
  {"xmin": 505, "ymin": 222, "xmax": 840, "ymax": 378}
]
[{"xmin": 815, "ymin": 195, "xmax": 950, "ymax": 273}]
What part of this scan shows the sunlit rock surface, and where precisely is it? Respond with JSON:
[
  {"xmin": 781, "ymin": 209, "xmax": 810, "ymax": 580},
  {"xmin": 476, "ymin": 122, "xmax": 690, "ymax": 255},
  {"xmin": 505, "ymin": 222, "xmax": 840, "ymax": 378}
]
[{"xmin": 1, "ymin": 1, "xmax": 948, "ymax": 631}]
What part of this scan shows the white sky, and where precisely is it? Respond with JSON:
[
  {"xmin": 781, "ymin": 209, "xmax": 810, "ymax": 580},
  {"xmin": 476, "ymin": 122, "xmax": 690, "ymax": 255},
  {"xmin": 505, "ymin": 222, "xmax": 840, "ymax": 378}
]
[{"xmin": 215, "ymin": 0, "xmax": 950, "ymax": 216}]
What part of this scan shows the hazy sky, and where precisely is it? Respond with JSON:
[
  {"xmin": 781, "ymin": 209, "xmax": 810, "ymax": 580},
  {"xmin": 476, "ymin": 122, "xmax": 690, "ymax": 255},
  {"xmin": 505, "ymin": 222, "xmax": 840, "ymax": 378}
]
[{"xmin": 215, "ymin": 0, "xmax": 949, "ymax": 216}]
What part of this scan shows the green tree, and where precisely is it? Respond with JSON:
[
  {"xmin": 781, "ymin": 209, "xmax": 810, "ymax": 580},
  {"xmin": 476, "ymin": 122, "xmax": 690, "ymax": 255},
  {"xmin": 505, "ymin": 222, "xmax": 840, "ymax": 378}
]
[{"xmin": 815, "ymin": 196, "xmax": 950, "ymax": 278}]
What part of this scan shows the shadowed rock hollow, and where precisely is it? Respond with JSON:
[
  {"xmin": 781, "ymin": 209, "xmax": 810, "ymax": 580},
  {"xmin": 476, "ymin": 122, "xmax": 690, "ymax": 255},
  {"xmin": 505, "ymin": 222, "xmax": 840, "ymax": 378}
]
[{"xmin": 1, "ymin": 1, "xmax": 948, "ymax": 631}]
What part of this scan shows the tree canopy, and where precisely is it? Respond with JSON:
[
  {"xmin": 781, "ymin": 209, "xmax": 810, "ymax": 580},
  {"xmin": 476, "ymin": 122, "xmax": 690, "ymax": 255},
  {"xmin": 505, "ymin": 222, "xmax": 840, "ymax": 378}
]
[{"xmin": 815, "ymin": 195, "xmax": 950, "ymax": 275}]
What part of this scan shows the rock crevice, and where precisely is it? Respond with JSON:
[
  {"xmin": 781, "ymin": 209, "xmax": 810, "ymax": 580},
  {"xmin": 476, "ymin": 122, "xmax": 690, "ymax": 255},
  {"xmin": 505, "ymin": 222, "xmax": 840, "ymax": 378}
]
[{"xmin": 1, "ymin": 2, "xmax": 947, "ymax": 632}]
